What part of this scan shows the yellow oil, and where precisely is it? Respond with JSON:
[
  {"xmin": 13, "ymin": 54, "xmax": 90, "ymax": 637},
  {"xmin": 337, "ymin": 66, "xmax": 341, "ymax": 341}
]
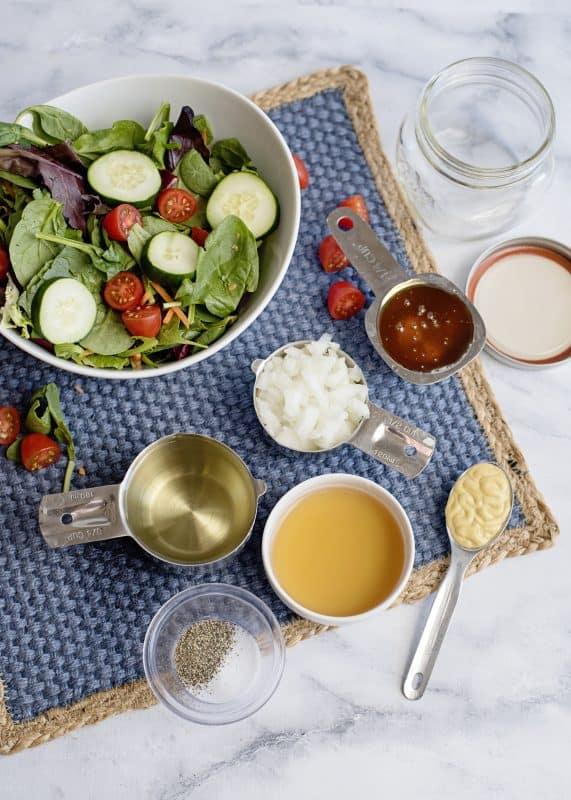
[{"xmin": 271, "ymin": 487, "xmax": 405, "ymax": 617}]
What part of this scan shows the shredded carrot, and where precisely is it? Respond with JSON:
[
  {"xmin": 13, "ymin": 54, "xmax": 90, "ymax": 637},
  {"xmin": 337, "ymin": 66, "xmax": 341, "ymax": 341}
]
[
  {"xmin": 130, "ymin": 353, "xmax": 143, "ymax": 369},
  {"xmin": 163, "ymin": 309, "xmax": 174, "ymax": 325},
  {"xmin": 141, "ymin": 289, "xmax": 154, "ymax": 305},
  {"xmin": 151, "ymin": 281, "xmax": 190, "ymax": 329}
]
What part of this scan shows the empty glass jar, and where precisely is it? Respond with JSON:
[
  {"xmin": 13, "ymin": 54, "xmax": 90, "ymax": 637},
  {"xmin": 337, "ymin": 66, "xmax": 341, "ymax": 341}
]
[{"xmin": 396, "ymin": 57, "xmax": 555, "ymax": 240}]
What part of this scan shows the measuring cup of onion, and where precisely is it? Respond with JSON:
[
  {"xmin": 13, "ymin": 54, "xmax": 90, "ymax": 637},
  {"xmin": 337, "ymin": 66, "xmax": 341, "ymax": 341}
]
[{"xmin": 251, "ymin": 335, "xmax": 436, "ymax": 478}]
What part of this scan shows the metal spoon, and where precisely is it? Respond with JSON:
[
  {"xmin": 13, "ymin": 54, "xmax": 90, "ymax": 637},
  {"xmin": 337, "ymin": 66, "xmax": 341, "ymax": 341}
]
[{"xmin": 402, "ymin": 462, "xmax": 513, "ymax": 700}]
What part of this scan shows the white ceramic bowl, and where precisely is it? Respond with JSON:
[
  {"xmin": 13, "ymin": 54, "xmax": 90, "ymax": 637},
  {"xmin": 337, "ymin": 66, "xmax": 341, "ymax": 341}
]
[
  {"xmin": 262, "ymin": 474, "xmax": 415, "ymax": 626},
  {"xmin": 1, "ymin": 75, "xmax": 300, "ymax": 379}
]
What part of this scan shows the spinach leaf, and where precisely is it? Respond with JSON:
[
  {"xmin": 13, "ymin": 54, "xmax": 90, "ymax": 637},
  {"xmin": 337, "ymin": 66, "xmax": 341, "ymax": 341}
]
[
  {"xmin": 1, "ymin": 275, "xmax": 32, "ymax": 334},
  {"xmin": 79, "ymin": 297, "xmax": 133, "ymax": 355},
  {"xmin": 15, "ymin": 105, "xmax": 87, "ymax": 144},
  {"xmin": 194, "ymin": 114, "xmax": 213, "ymax": 146},
  {"xmin": 127, "ymin": 216, "xmax": 178, "ymax": 263},
  {"xmin": 193, "ymin": 215, "xmax": 259, "ymax": 317},
  {"xmin": 193, "ymin": 314, "xmax": 236, "ymax": 348},
  {"xmin": 21, "ymin": 383, "xmax": 76, "ymax": 491},
  {"xmin": 179, "ymin": 149, "xmax": 221, "ymax": 196},
  {"xmin": 35, "ymin": 231, "xmax": 135, "ymax": 277},
  {"xmin": 9, "ymin": 193, "xmax": 67, "ymax": 286},
  {"xmin": 73, "ymin": 121, "xmax": 146, "ymax": 160},
  {"xmin": 211, "ymin": 138, "xmax": 254, "ymax": 172},
  {"xmin": 175, "ymin": 278, "xmax": 195, "ymax": 309},
  {"xmin": 0, "ymin": 143, "xmax": 105, "ymax": 231},
  {"xmin": 6, "ymin": 438, "xmax": 21, "ymax": 462},
  {"xmin": 143, "ymin": 102, "xmax": 173, "ymax": 169},
  {"xmin": 0, "ymin": 170, "xmax": 37, "ymax": 189},
  {"xmin": 165, "ymin": 106, "xmax": 210, "ymax": 170},
  {"xmin": 0, "ymin": 122, "xmax": 48, "ymax": 148},
  {"xmin": 55, "ymin": 344, "xmax": 131, "ymax": 370}
]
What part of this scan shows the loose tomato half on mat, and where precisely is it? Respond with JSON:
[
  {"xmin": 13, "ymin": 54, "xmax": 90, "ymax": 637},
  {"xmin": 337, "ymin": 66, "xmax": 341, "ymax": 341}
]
[
  {"xmin": 292, "ymin": 154, "xmax": 309, "ymax": 190},
  {"xmin": 102, "ymin": 204, "xmax": 142, "ymax": 242},
  {"xmin": 21, "ymin": 433, "xmax": 61, "ymax": 471},
  {"xmin": 103, "ymin": 271, "xmax": 144, "ymax": 312},
  {"xmin": 157, "ymin": 188, "xmax": 197, "ymax": 223},
  {"xmin": 122, "ymin": 304, "xmax": 162, "ymax": 338},
  {"xmin": 0, "ymin": 247, "xmax": 9, "ymax": 283},
  {"xmin": 327, "ymin": 281, "xmax": 366, "ymax": 320},
  {"xmin": 0, "ymin": 406, "xmax": 21, "ymax": 446},
  {"xmin": 338, "ymin": 194, "xmax": 369, "ymax": 223},
  {"xmin": 319, "ymin": 235, "xmax": 349, "ymax": 273}
]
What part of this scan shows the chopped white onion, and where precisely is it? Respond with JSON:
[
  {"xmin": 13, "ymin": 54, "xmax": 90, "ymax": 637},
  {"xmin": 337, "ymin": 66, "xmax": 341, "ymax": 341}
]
[{"xmin": 255, "ymin": 335, "xmax": 370, "ymax": 451}]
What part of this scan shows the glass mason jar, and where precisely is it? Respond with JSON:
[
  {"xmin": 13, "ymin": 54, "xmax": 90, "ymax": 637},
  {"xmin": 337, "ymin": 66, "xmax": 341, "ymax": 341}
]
[{"xmin": 396, "ymin": 57, "xmax": 555, "ymax": 240}]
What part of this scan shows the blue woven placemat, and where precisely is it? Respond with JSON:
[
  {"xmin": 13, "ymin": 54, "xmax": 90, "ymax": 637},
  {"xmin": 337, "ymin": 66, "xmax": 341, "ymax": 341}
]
[{"xmin": 0, "ymin": 71, "xmax": 542, "ymax": 740}]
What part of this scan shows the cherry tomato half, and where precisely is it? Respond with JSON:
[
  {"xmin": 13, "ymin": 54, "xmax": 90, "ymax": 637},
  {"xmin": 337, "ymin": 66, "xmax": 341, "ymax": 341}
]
[
  {"xmin": 102, "ymin": 204, "xmax": 142, "ymax": 242},
  {"xmin": 318, "ymin": 235, "xmax": 349, "ymax": 273},
  {"xmin": 338, "ymin": 194, "xmax": 369, "ymax": 223},
  {"xmin": 0, "ymin": 406, "xmax": 21, "ymax": 446},
  {"xmin": 292, "ymin": 154, "xmax": 309, "ymax": 190},
  {"xmin": 191, "ymin": 227, "xmax": 209, "ymax": 247},
  {"xmin": 327, "ymin": 281, "xmax": 366, "ymax": 320},
  {"xmin": 0, "ymin": 247, "xmax": 9, "ymax": 283},
  {"xmin": 21, "ymin": 433, "xmax": 61, "ymax": 471},
  {"xmin": 103, "ymin": 271, "xmax": 144, "ymax": 312},
  {"xmin": 157, "ymin": 188, "xmax": 197, "ymax": 223},
  {"xmin": 122, "ymin": 304, "xmax": 162, "ymax": 338}
]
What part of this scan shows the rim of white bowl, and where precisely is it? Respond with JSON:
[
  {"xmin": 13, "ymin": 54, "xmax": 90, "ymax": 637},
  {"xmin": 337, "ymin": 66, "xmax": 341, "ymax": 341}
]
[
  {"xmin": 261, "ymin": 474, "xmax": 416, "ymax": 626},
  {"xmin": 1, "ymin": 74, "xmax": 301, "ymax": 380}
]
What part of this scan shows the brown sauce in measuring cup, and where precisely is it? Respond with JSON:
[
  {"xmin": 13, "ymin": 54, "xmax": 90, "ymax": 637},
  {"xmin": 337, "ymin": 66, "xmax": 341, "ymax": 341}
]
[{"xmin": 379, "ymin": 284, "xmax": 474, "ymax": 372}]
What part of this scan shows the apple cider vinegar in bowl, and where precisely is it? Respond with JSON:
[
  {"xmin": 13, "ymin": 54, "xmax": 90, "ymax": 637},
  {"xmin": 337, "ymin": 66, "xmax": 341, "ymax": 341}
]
[{"xmin": 262, "ymin": 474, "xmax": 415, "ymax": 625}]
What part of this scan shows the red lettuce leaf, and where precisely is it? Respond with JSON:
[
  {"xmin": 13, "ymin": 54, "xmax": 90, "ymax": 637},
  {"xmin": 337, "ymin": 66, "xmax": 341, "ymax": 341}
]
[
  {"xmin": 165, "ymin": 106, "xmax": 210, "ymax": 170},
  {"xmin": 0, "ymin": 143, "xmax": 106, "ymax": 231}
]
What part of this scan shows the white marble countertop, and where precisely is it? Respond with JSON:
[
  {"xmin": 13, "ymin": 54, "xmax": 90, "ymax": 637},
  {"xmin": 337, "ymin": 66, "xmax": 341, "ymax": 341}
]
[{"xmin": 1, "ymin": 2, "xmax": 569, "ymax": 798}]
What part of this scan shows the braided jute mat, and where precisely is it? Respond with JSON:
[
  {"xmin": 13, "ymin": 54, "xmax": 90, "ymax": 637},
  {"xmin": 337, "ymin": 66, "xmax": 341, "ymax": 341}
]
[{"xmin": 0, "ymin": 66, "xmax": 558, "ymax": 754}]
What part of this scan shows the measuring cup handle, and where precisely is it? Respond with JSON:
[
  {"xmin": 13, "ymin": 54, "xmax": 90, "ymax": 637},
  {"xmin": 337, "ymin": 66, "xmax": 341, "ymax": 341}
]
[
  {"xmin": 38, "ymin": 484, "xmax": 127, "ymax": 549},
  {"xmin": 349, "ymin": 401, "xmax": 436, "ymax": 478},
  {"xmin": 327, "ymin": 208, "xmax": 407, "ymax": 298},
  {"xmin": 402, "ymin": 551, "xmax": 472, "ymax": 700}
]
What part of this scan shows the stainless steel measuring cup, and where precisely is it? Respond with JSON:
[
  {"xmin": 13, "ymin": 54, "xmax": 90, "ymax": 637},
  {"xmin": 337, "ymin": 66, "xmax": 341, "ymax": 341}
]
[
  {"xmin": 251, "ymin": 340, "xmax": 436, "ymax": 478},
  {"xmin": 327, "ymin": 208, "xmax": 486, "ymax": 384},
  {"xmin": 38, "ymin": 433, "xmax": 266, "ymax": 567},
  {"xmin": 402, "ymin": 462, "xmax": 513, "ymax": 700}
]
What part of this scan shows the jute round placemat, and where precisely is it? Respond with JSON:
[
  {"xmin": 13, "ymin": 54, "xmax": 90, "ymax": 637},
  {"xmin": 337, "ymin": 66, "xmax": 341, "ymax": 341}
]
[{"xmin": 0, "ymin": 66, "xmax": 558, "ymax": 755}]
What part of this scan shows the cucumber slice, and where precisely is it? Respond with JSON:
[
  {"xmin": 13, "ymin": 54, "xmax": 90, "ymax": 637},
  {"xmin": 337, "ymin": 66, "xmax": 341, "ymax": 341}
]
[
  {"xmin": 206, "ymin": 171, "xmax": 278, "ymax": 238},
  {"xmin": 31, "ymin": 278, "xmax": 97, "ymax": 344},
  {"xmin": 87, "ymin": 150, "xmax": 161, "ymax": 207},
  {"xmin": 142, "ymin": 231, "xmax": 200, "ymax": 287}
]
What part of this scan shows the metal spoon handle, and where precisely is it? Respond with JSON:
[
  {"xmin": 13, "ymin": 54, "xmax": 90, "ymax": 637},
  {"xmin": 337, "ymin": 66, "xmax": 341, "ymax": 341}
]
[
  {"xmin": 327, "ymin": 207, "xmax": 407, "ymax": 298},
  {"xmin": 402, "ymin": 551, "xmax": 472, "ymax": 700}
]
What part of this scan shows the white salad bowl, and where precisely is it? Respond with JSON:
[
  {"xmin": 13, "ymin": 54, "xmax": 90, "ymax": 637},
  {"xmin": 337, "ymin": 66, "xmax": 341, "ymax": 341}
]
[{"xmin": 1, "ymin": 74, "xmax": 301, "ymax": 379}]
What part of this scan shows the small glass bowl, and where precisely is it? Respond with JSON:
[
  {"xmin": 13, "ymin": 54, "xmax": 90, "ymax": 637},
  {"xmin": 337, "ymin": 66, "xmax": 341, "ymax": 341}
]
[{"xmin": 143, "ymin": 584, "xmax": 285, "ymax": 725}]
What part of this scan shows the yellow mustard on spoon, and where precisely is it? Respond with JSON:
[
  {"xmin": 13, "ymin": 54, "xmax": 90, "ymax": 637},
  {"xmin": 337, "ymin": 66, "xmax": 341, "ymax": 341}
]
[{"xmin": 402, "ymin": 462, "xmax": 513, "ymax": 700}]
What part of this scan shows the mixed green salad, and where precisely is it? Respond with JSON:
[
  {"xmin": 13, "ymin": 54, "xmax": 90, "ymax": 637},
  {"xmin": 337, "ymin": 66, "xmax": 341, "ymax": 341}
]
[{"xmin": 0, "ymin": 102, "xmax": 279, "ymax": 370}]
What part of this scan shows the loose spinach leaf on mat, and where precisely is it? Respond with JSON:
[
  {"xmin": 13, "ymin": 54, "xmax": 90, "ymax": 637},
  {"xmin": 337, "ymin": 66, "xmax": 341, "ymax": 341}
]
[
  {"xmin": 22, "ymin": 383, "xmax": 76, "ymax": 492},
  {"xmin": 73, "ymin": 120, "xmax": 147, "ymax": 160},
  {"xmin": 179, "ymin": 149, "xmax": 221, "ymax": 196},
  {"xmin": 15, "ymin": 105, "xmax": 87, "ymax": 144},
  {"xmin": 165, "ymin": 106, "xmax": 210, "ymax": 170},
  {"xmin": 193, "ymin": 215, "xmax": 259, "ymax": 317},
  {"xmin": 211, "ymin": 138, "xmax": 254, "ymax": 173},
  {"xmin": 5, "ymin": 438, "xmax": 21, "ymax": 462},
  {"xmin": 0, "ymin": 143, "xmax": 105, "ymax": 231},
  {"xmin": 9, "ymin": 192, "xmax": 68, "ymax": 286}
]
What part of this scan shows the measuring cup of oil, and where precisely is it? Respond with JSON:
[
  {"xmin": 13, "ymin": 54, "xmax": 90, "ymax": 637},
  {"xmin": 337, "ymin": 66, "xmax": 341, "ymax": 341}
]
[
  {"xmin": 38, "ymin": 433, "xmax": 266, "ymax": 567},
  {"xmin": 326, "ymin": 208, "xmax": 486, "ymax": 384},
  {"xmin": 251, "ymin": 338, "xmax": 436, "ymax": 478}
]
